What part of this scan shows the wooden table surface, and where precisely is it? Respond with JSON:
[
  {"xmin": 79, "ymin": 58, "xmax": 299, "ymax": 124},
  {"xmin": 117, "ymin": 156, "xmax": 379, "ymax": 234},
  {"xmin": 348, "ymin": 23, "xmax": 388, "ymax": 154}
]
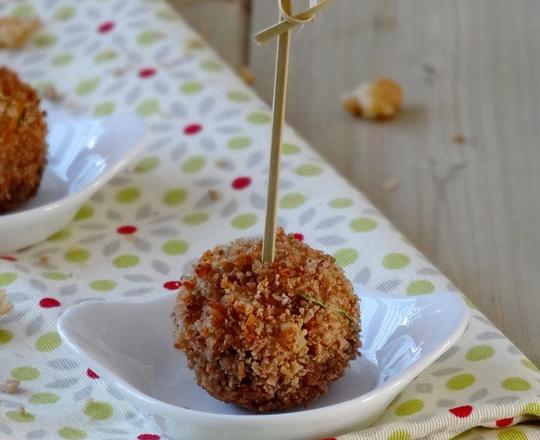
[{"xmin": 171, "ymin": 0, "xmax": 540, "ymax": 365}]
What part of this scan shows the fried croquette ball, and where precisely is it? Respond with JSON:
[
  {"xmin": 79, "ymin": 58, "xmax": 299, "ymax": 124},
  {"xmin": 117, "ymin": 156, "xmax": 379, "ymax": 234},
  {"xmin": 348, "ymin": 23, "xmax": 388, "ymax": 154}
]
[
  {"xmin": 173, "ymin": 229, "xmax": 361, "ymax": 412},
  {"xmin": 0, "ymin": 67, "xmax": 47, "ymax": 213}
]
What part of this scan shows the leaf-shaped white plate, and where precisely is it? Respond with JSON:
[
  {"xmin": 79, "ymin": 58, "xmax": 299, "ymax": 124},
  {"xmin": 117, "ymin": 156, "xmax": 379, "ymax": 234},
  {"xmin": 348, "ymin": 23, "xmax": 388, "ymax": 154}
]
[
  {"xmin": 0, "ymin": 106, "xmax": 144, "ymax": 253},
  {"xmin": 58, "ymin": 286, "xmax": 469, "ymax": 440}
]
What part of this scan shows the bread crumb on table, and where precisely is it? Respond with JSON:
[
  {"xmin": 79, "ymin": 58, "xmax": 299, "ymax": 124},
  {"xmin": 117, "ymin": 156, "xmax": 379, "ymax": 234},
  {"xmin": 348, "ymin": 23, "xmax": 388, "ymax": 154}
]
[
  {"xmin": 207, "ymin": 189, "xmax": 221, "ymax": 201},
  {"xmin": 184, "ymin": 37, "xmax": 204, "ymax": 54},
  {"xmin": 0, "ymin": 379, "xmax": 20, "ymax": 395},
  {"xmin": 238, "ymin": 65, "xmax": 256, "ymax": 85},
  {"xmin": 453, "ymin": 133, "xmax": 466, "ymax": 144},
  {"xmin": 343, "ymin": 77, "xmax": 403, "ymax": 121},
  {"xmin": 0, "ymin": 17, "xmax": 40, "ymax": 49},
  {"xmin": 0, "ymin": 290, "xmax": 13, "ymax": 317},
  {"xmin": 382, "ymin": 177, "xmax": 400, "ymax": 192}
]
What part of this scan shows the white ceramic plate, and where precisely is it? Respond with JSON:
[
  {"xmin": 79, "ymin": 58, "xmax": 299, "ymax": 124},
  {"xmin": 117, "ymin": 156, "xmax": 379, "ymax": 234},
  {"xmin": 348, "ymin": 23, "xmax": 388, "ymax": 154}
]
[
  {"xmin": 58, "ymin": 286, "xmax": 469, "ymax": 440},
  {"xmin": 0, "ymin": 106, "xmax": 144, "ymax": 253}
]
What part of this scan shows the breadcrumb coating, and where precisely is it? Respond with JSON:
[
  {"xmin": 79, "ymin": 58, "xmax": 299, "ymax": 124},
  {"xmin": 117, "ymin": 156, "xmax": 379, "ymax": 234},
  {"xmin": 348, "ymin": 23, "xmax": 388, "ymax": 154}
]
[
  {"xmin": 173, "ymin": 229, "xmax": 361, "ymax": 412},
  {"xmin": 0, "ymin": 67, "xmax": 47, "ymax": 213}
]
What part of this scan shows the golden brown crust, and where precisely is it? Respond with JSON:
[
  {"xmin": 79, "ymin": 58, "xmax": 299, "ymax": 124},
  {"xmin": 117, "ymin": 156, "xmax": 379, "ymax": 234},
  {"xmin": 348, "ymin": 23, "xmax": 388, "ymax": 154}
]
[
  {"xmin": 0, "ymin": 67, "xmax": 47, "ymax": 213},
  {"xmin": 173, "ymin": 229, "xmax": 361, "ymax": 412}
]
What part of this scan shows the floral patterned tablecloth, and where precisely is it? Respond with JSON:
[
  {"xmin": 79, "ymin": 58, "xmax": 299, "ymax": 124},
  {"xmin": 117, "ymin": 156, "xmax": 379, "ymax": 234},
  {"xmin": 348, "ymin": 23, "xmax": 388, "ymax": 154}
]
[{"xmin": 0, "ymin": 1, "xmax": 539, "ymax": 439}]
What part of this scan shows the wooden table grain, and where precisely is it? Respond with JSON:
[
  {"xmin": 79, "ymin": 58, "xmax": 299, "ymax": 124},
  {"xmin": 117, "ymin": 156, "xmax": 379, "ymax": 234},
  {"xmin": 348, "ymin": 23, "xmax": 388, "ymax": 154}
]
[{"xmin": 171, "ymin": 0, "xmax": 540, "ymax": 364}]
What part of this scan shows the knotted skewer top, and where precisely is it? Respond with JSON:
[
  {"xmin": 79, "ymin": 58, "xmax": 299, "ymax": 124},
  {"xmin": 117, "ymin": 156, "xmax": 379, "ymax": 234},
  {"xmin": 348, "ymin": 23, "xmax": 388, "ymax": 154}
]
[{"xmin": 255, "ymin": 0, "xmax": 334, "ymax": 45}]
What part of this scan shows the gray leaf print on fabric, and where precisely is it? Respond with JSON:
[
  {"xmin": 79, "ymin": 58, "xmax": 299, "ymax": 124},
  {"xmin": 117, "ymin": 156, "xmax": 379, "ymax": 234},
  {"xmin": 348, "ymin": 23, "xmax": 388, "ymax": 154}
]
[
  {"xmin": 2, "ymin": 309, "xmax": 28, "ymax": 324},
  {"xmin": 125, "ymin": 86, "xmax": 142, "ymax": 105},
  {"xmin": 59, "ymin": 284, "xmax": 78, "ymax": 297},
  {"xmin": 200, "ymin": 137, "xmax": 216, "ymax": 151},
  {"xmin": 170, "ymin": 102, "xmax": 187, "ymax": 118},
  {"xmin": 80, "ymin": 223, "xmax": 108, "ymax": 231},
  {"xmin": 434, "ymin": 345, "xmax": 460, "ymax": 363},
  {"xmin": 436, "ymin": 399, "xmax": 456, "ymax": 408},
  {"xmin": 9, "ymin": 292, "xmax": 31, "ymax": 303},
  {"xmin": 122, "ymin": 287, "xmax": 153, "ymax": 297},
  {"xmin": 106, "ymin": 210, "xmax": 123, "ymax": 221},
  {"xmin": 417, "ymin": 267, "xmax": 440, "ymax": 275},
  {"xmin": 316, "ymin": 216, "xmax": 344, "ymax": 229},
  {"xmin": 47, "ymin": 358, "xmax": 80, "ymax": 370},
  {"xmin": 0, "ymin": 400, "xmax": 22, "ymax": 409},
  {"xmin": 250, "ymin": 193, "xmax": 265, "ymax": 210},
  {"xmin": 46, "ymin": 377, "xmax": 80, "ymax": 389},
  {"xmin": 73, "ymin": 385, "xmax": 93, "ymax": 401},
  {"xmin": 170, "ymin": 144, "xmax": 188, "ymax": 161},
  {"xmin": 25, "ymin": 429, "xmax": 47, "ymax": 439},
  {"xmin": 431, "ymin": 367, "xmax": 462, "ymax": 377},
  {"xmin": 299, "ymin": 207, "xmax": 316, "ymax": 226},
  {"xmin": 195, "ymin": 178, "xmax": 222, "ymax": 187},
  {"xmin": 136, "ymin": 204, "xmax": 153, "ymax": 220},
  {"xmin": 124, "ymin": 274, "xmax": 153, "ymax": 283},
  {"xmin": 150, "ymin": 227, "xmax": 179, "ymax": 237},
  {"xmin": 133, "ymin": 238, "xmax": 152, "ymax": 252},
  {"xmin": 29, "ymin": 279, "xmax": 47, "ymax": 293},
  {"xmin": 26, "ymin": 315, "xmax": 45, "ymax": 337},
  {"xmin": 0, "ymin": 422, "xmax": 12, "ymax": 434},
  {"xmin": 415, "ymin": 383, "xmax": 434, "ymax": 393},
  {"xmin": 354, "ymin": 267, "xmax": 371, "ymax": 284},
  {"xmin": 79, "ymin": 234, "xmax": 107, "ymax": 244},
  {"xmin": 478, "ymin": 331, "xmax": 505, "ymax": 340},
  {"xmin": 214, "ymin": 109, "xmax": 242, "ymax": 121},
  {"xmin": 151, "ymin": 260, "xmax": 170, "ymax": 275},
  {"xmin": 469, "ymin": 388, "xmax": 489, "ymax": 401},
  {"xmin": 247, "ymin": 152, "xmax": 264, "ymax": 169},
  {"xmin": 315, "ymin": 235, "xmax": 348, "ymax": 246},
  {"xmin": 103, "ymin": 240, "xmax": 121, "ymax": 257},
  {"xmin": 221, "ymin": 199, "xmax": 238, "ymax": 217},
  {"xmin": 199, "ymin": 96, "xmax": 215, "ymax": 114},
  {"xmin": 375, "ymin": 279, "xmax": 401, "ymax": 292}
]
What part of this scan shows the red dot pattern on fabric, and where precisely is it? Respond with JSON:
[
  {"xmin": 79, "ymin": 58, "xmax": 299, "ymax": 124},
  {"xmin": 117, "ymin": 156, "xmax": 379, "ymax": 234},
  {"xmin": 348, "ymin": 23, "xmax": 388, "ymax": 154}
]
[
  {"xmin": 0, "ymin": 256, "xmax": 17, "ymax": 261},
  {"xmin": 117, "ymin": 225, "xmax": 137, "ymax": 235},
  {"xmin": 163, "ymin": 281, "xmax": 181, "ymax": 291},
  {"xmin": 231, "ymin": 176, "xmax": 251, "ymax": 190},
  {"xmin": 39, "ymin": 298, "xmax": 61, "ymax": 308},
  {"xmin": 496, "ymin": 417, "xmax": 514, "ymax": 427},
  {"xmin": 98, "ymin": 21, "xmax": 115, "ymax": 33},
  {"xmin": 87, "ymin": 368, "xmax": 99, "ymax": 379},
  {"xmin": 139, "ymin": 68, "xmax": 157, "ymax": 78},
  {"xmin": 183, "ymin": 123, "xmax": 203, "ymax": 135},
  {"xmin": 449, "ymin": 405, "xmax": 473, "ymax": 418}
]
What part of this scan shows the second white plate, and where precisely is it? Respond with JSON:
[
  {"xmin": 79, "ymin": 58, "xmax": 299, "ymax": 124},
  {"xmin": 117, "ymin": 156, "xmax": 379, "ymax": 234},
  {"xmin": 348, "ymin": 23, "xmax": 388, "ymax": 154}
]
[{"xmin": 0, "ymin": 106, "xmax": 144, "ymax": 253}]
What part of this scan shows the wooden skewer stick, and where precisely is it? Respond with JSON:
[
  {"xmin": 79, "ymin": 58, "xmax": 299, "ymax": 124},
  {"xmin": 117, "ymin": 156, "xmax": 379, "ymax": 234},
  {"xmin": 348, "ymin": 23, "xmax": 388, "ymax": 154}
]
[{"xmin": 262, "ymin": 0, "xmax": 292, "ymax": 263}]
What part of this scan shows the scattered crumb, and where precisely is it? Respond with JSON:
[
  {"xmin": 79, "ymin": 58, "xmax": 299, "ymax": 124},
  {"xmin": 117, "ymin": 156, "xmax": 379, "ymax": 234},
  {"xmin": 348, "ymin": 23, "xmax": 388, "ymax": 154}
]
[
  {"xmin": 207, "ymin": 189, "xmax": 221, "ymax": 201},
  {"xmin": 452, "ymin": 133, "xmax": 466, "ymax": 144},
  {"xmin": 238, "ymin": 65, "xmax": 255, "ymax": 85},
  {"xmin": 112, "ymin": 65, "xmax": 131, "ymax": 77},
  {"xmin": 39, "ymin": 254, "xmax": 50, "ymax": 265},
  {"xmin": 374, "ymin": 15, "xmax": 397, "ymax": 31},
  {"xmin": 39, "ymin": 83, "xmax": 64, "ymax": 103},
  {"xmin": 0, "ymin": 289, "xmax": 13, "ymax": 317},
  {"xmin": 422, "ymin": 64, "xmax": 436, "ymax": 76},
  {"xmin": 184, "ymin": 37, "xmax": 204, "ymax": 54},
  {"xmin": 382, "ymin": 178, "xmax": 400, "ymax": 192},
  {"xmin": 0, "ymin": 16, "xmax": 40, "ymax": 49},
  {"xmin": 0, "ymin": 379, "xmax": 20, "ymax": 395},
  {"xmin": 214, "ymin": 159, "xmax": 227, "ymax": 169},
  {"xmin": 343, "ymin": 78, "xmax": 403, "ymax": 120}
]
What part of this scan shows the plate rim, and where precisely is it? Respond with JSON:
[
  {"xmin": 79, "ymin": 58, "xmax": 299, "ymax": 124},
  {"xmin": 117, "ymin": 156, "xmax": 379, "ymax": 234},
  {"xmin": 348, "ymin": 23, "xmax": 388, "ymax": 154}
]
[{"xmin": 57, "ymin": 288, "xmax": 469, "ymax": 423}]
